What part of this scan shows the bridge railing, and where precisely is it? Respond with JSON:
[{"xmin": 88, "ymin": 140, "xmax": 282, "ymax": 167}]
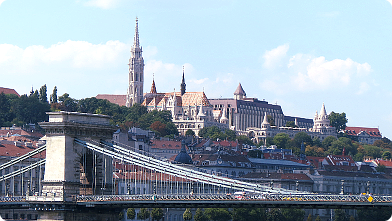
[{"xmin": 75, "ymin": 193, "xmax": 392, "ymax": 203}]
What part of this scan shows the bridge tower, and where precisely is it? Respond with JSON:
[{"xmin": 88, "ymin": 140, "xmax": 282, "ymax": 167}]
[{"xmin": 39, "ymin": 111, "xmax": 117, "ymax": 198}]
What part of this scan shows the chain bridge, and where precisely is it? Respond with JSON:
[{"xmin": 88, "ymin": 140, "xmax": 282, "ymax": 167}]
[{"xmin": 0, "ymin": 112, "xmax": 391, "ymax": 220}]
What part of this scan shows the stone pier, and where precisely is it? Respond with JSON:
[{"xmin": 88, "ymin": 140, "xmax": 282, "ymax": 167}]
[{"xmin": 39, "ymin": 111, "xmax": 117, "ymax": 198}]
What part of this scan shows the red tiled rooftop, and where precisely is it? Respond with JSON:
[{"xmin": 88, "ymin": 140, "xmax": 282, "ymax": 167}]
[
  {"xmin": 96, "ymin": 94, "xmax": 126, "ymax": 106},
  {"xmin": 151, "ymin": 140, "xmax": 182, "ymax": 149},
  {"xmin": 0, "ymin": 143, "xmax": 45, "ymax": 158},
  {"xmin": 345, "ymin": 127, "xmax": 382, "ymax": 137},
  {"xmin": 0, "ymin": 87, "xmax": 20, "ymax": 97}
]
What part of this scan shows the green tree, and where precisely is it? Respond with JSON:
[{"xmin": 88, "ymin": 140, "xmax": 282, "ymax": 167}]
[
  {"xmin": 273, "ymin": 133, "xmax": 290, "ymax": 149},
  {"xmin": 151, "ymin": 208, "xmax": 163, "ymax": 221},
  {"xmin": 349, "ymin": 216, "xmax": 355, "ymax": 221},
  {"xmin": 232, "ymin": 208, "xmax": 266, "ymax": 221},
  {"xmin": 248, "ymin": 150, "xmax": 263, "ymax": 158},
  {"xmin": 292, "ymin": 132, "xmax": 313, "ymax": 149},
  {"xmin": 285, "ymin": 121, "xmax": 297, "ymax": 128},
  {"xmin": 50, "ymin": 86, "xmax": 58, "ymax": 103},
  {"xmin": 363, "ymin": 145, "xmax": 383, "ymax": 159},
  {"xmin": 329, "ymin": 111, "xmax": 348, "ymax": 133},
  {"xmin": 127, "ymin": 208, "xmax": 136, "ymax": 220},
  {"xmin": 204, "ymin": 208, "xmax": 231, "ymax": 221},
  {"xmin": 236, "ymin": 135, "xmax": 254, "ymax": 145},
  {"xmin": 183, "ymin": 208, "xmax": 193, "ymax": 221},
  {"xmin": 267, "ymin": 209, "xmax": 285, "ymax": 221},
  {"xmin": 322, "ymin": 136, "xmax": 337, "ymax": 151},
  {"xmin": 39, "ymin": 84, "xmax": 48, "ymax": 103},
  {"xmin": 305, "ymin": 145, "xmax": 325, "ymax": 157},
  {"xmin": 194, "ymin": 208, "xmax": 208, "ymax": 221},
  {"xmin": 376, "ymin": 164, "xmax": 386, "ymax": 172},
  {"xmin": 58, "ymin": 93, "xmax": 78, "ymax": 112},
  {"xmin": 119, "ymin": 211, "xmax": 124, "ymax": 220},
  {"xmin": 306, "ymin": 214, "xmax": 313, "ymax": 221},
  {"xmin": 0, "ymin": 93, "xmax": 11, "ymax": 126},
  {"xmin": 185, "ymin": 129, "xmax": 195, "ymax": 136},
  {"xmin": 281, "ymin": 208, "xmax": 305, "ymax": 221},
  {"xmin": 357, "ymin": 208, "xmax": 392, "ymax": 221},
  {"xmin": 313, "ymin": 137, "xmax": 322, "ymax": 147},
  {"xmin": 137, "ymin": 208, "xmax": 150, "ymax": 220},
  {"xmin": 224, "ymin": 129, "xmax": 237, "ymax": 141},
  {"xmin": 382, "ymin": 151, "xmax": 391, "ymax": 160},
  {"xmin": 267, "ymin": 115, "xmax": 275, "ymax": 126},
  {"xmin": 334, "ymin": 209, "xmax": 349, "ymax": 221},
  {"xmin": 315, "ymin": 215, "xmax": 321, "ymax": 221}
]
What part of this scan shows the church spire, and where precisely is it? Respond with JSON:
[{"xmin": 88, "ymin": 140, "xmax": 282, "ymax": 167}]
[
  {"xmin": 126, "ymin": 17, "xmax": 145, "ymax": 107},
  {"xmin": 181, "ymin": 66, "xmax": 186, "ymax": 96},
  {"xmin": 134, "ymin": 17, "xmax": 140, "ymax": 48},
  {"xmin": 150, "ymin": 73, "xmax": 157, "ymax": 94}
]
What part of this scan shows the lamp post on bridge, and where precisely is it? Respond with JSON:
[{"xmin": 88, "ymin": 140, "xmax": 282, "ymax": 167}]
[
  {"xmin": 340, "ymin": 180, "xmax": 344, "ymax": 195},
  {"xmin": 296, "ymin": 180, "xmax": 299, "ymax": 191},
  {"xmin": 367, "ymin": 181, "xmax": 370, "ymax": 194}
]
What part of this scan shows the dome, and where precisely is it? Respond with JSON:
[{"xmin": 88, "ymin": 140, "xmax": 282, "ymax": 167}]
[{"xmin": 174, "ymin": 140, "xmax": 193, "ymax": 164}]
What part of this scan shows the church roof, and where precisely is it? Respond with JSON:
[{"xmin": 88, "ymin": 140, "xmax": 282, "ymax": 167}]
[
  {"xmin": 0, "ymin": 87, "xmax": 20, "ymax": 97},
  {"xmin": 96, "ymin": 94, "xmax": 127, "ymax": 106},
  {"xmin": 143, "ymin": 92, "xmax": 211, "ymax": 108},
  {"xmin": 234, "ymin": 83, "xmax": 246, "ymax": 96}
]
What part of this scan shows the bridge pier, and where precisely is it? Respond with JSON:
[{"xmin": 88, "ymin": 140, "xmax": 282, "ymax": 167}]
[{"xmin": 39, "ymin": 112, "xmax": 117, "ymax": 198}]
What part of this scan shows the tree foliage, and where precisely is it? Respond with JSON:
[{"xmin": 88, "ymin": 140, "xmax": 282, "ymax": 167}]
[
  {"xmin": 194, "ymin": 208, "xmax": 208, "ymax": 221},
  {"xmin": 334, "ymin": 209, "xmax": 349, "ymax": 221},
  {"xmin": 137, "ymin": 208, "xmax": 150, "ymax": 220},
  {"xmin": 329, "ymin": 111, "xmax": 348, "ymax": 133},
  {"xmin": 281, "ymin": 208, "xmax": 305, "ymax": 221},
  {"xmin": 185, "ymin": 129, "xmax": 195, "ymax": 137},
  {"xmin": 204, "ymin": 208, "xmax": 231, "ymax": 221},
  {"xmin": 273, "ymin": 133, "xmax": 291, "ymax": 149},
  {"xmin": 183, "ymin": 208, "xmax": 193, "ymax": 221},
  {"xmin": 232, "ymin": 208, "xmax": 266, "ymax": 221},
  {"xmin": 127, "ymin": 208, "xmax": 136, "ymax": 220},
  {"xmin": 151, "ymin": 208, "xmax": 163, "ymax": 221}
]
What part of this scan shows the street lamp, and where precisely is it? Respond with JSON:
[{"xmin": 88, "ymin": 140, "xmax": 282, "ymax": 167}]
[
  {"xmin": 340, "ymin": 180, "xmax": 344, "ymax": 195},
  {"xmin": 367, "ymin": 181, "xmax": 370, "ymax": 194},
  {"xmin": 296, "ymin": 181, "xmax": 299, "ymax": 191}
]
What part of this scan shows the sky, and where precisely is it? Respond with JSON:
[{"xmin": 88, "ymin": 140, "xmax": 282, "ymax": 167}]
[{"xmin": 1, "ymin": 0, "xmax": 392, "ymax": 139}]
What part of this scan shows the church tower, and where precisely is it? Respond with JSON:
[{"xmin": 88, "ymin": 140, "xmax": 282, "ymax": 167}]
[
  {"xmin": 126, "ymin": 17, "xmax": 144, "ymax": 107},
  {"xmin": 180, "ymin": 66, "xmax": 186, "ymax": 96}
]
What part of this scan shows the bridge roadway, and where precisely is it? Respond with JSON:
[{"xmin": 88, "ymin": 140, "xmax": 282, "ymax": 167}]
[{"xmin": 1, "ymin": 193, "xmax": 391, "ymax": 212}]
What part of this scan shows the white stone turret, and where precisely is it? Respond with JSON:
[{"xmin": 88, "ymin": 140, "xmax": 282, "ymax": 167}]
[
  {"xmin": 220, "ymin": 107, "xmax": 228, "ymax": 124},
  {"xmin": 261, "ymin": 113, "xmax": 270, "ymax": 129}
]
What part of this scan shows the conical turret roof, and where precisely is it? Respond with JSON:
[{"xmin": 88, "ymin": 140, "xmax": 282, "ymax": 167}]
[{"xmin": 234, "ymin": 83, "xmax": 246, "ymax": 96}]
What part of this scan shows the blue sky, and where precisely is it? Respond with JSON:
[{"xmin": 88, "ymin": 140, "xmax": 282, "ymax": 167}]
[{"xmin": 1, "ymin": 0, "xmax": 392, "ymax": 139}]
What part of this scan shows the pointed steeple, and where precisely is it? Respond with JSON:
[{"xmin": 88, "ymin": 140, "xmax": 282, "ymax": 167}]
[
  {"xmin": 220, "ymin": 106, "xmax": 228, "ymax": 124},
  {"xmin": 320, "ymin": 103, "xmax": 327, "ymax": 116},
  {"xmin": 134, "ymin": 17, "xmax": 140, "ymax": 48},
  {"xmin": 261, "ymin": 113, "xmax": 270, "ymax": 129},
  {"xmin": 150, "ymin": 74, "xmax": 157, "ymax": 94},
  {"xmin": 180, "ymin": 66, "xmax": 186, "ymax": 96}
]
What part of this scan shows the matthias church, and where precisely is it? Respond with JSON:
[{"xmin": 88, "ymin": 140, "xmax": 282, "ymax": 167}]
[{"xmin": 97, "ymin": 18, "xmax": 337, "ymax": 141}]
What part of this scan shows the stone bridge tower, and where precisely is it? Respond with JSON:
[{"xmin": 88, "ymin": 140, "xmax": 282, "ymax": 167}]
[{"xmin": 39, "ymin": 112, "xmax": 117, "ymax": 197}]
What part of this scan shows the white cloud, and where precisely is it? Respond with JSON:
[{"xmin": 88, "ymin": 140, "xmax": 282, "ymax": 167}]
[
  {"xmin": 0, "ymin": 0, "xmax": 5, "ymax": 6},
  {"xmin": 387, "ymin": 0, "xmax": 392, "ymax": 6},
  {"xmin": 0, "ymin": 41, "xmax": 129, "ymax": 98},
  {"xmin": 81, "ymin": 0, "xmax": 121, "ymax": 9},
  {"xmin": 262, "ymin": 44, "xmax": 289, "ymax": 69},
  {"xmin": 260, "ymin": 48, "xmax": 373, "ymax": 95}
]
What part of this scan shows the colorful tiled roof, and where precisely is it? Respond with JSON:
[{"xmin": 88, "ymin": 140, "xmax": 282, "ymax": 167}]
[{"xmin": 0, "ymin": 142, "xmax": 45, "ymax": 158}]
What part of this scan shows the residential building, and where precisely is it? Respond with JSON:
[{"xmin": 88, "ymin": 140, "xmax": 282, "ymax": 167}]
[{"xmin": 344, "ymin": 126, "xmax": 382, "ymax": 144}]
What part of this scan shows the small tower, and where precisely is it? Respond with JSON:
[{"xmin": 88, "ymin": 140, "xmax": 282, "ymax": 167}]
[
  {"xmin": 261, "ymin": 113, "xmax": 271, "ymax": 129},
  {"xmin": 180, "ymin": 66, "xmax": 186, "ymax": 96},
  {"xmin": 150, "ymin": 74, "xmax": 157, "ymax": 94},
  {"xmin": 126, "ymin": 17, "xmax": 145, "ymax": 107},
  {"xmin": 220, "ymin": 106, "xmax": 228, "ymax": 124},
  {"xmin": 234, "ymin": 83, "xmax": 246, "ymax": 100}
]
